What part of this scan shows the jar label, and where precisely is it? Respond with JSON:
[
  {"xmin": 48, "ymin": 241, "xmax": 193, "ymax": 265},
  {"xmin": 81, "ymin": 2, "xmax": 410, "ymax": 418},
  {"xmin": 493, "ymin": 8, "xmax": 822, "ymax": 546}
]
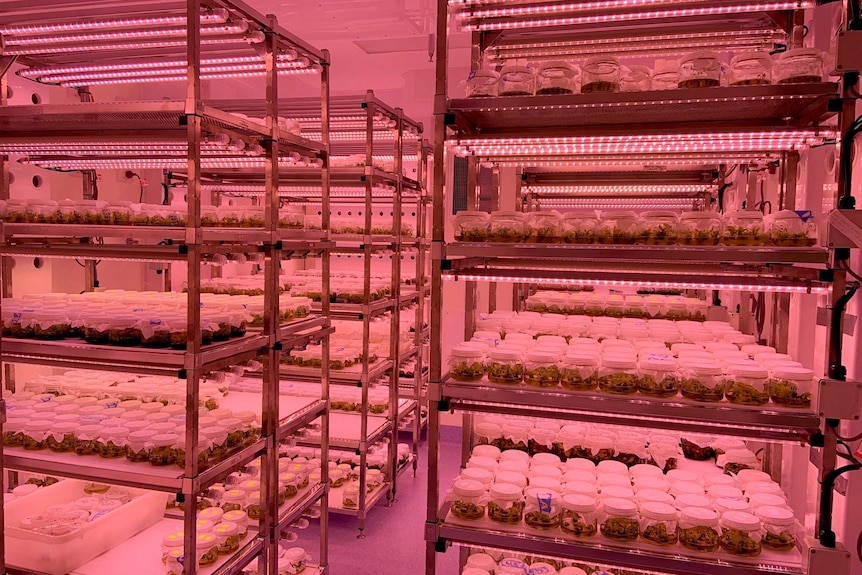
[{"xmin": 534, "ymin": 491, "xmax": 553, "ymax": 514}]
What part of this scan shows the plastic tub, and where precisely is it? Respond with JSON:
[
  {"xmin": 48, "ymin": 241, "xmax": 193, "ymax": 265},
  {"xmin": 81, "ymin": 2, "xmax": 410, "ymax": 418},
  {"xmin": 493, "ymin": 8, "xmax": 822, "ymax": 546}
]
[
  {"xmin": 537, "ymin": 61, "xmax": 578, "ymax": 95},
  {"xmin": 599, "ymin": 498, "xmax": 639, "ymax": 542},
  {"xmin": 776, "ymin": 48, "xmax": 824, "ymax": 84},
  {"xmin": 582, "ymin": 56, "xmax": 620, "ymax": 93},
  {"xmin": 678, "ymin": 51, "xmax": 721, "ymax": 88},
  {"xmin": 729, "ymin": 53, "xmax": 772, "ymax": 86},
  {"xmin": 467, "ymin": 70, "xmax": 501, "ymax": 98},
  {"xmin": 499, "ymin": 66, "xmax": 536, "ymax": 97},
  {"xmin": 719, "ymin": 511, "xmax": 762, "ymax": 557}
]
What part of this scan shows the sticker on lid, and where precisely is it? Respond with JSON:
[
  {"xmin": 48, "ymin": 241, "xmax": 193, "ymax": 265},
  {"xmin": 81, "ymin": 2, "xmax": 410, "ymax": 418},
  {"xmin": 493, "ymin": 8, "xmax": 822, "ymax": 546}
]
[{"xmin": 534, "ymin": 491, "xmax": 553, "ymax": 514}]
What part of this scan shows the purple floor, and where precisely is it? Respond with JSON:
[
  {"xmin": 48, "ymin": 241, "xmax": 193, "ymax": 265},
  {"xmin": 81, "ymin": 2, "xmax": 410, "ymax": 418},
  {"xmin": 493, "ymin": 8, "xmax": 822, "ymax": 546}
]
[{"xmin": 294, "ymin": 424, "xmax": 462, "ymax": 575}]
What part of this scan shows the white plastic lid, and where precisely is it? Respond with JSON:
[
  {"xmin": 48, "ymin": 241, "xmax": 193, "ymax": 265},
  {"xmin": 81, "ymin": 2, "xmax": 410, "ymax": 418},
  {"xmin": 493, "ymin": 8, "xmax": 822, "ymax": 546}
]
[
  {"xmin": 452, "ymin": 344, "xmax": 485, "ymax": 359},
  {"xmin": 495, "ymin": 470, "xmax": 528, "ymax": 488},
  {"xmin": 527, "ymin": 563, "xmax": 558, "ymax": 575},
  {"xmin": 748, "ymin": 493, "xmax": 789, "ymax": 509},
  {"xmin": 467, "ymin": 554, "xmax": 498, "ymax": 572},
  {"xmin": 687, "ymin": 361, "xmax": 723, "ymax": 375},
  {"xmin": 462, "ymin": 467, "xmax": 493, "ymax": 484},
  {"xmin": 730, "ymin": 210, "xmax": 764, "ymax": 221},
  {"xmin": 722, "ymin": 510, "xmax": 760, "ymax": 531},
  {"xmin": 637, "ymin": 489, "xmax": 674, "ymax": 505},
  {"xmin": 500, "ymin": 65, "xmax": 534, "ymax": 76},
  {"xmin": 563, "ymin": 493, "xmax": 597, "ymax": 512},
  {"xmin": 641, "ymin": 501, "xmax": 678, "ymax": 521},
  {"xmin": 640, "ymin": 357, "xmax": 678, "ymax": 371},
  {"xmin": 467, "ymin": 456, "xmax": 498, "ymax": 471},
  {"xmin": 715, "ymin": 497, "xmax": 751, "ymax": 512},
  {"xmin": 602, "ymin": 356, "xmax": 637, "ymax": 369},
  {"xmin": 778, "ymin": 47, "xmax": 823, "ymax": 60},
  {"xmin": 500, "ymin": 449, "xmax": 530, "ymax": 463},
  {"xmin": 735, "ymin": 469, "xmax": 772, "ymax": 485},
  {"xmin": 595, "ymin": 460, "xmax": 627, "ymax": 476},
  {"xmin": 675, "ymin": 494, "xmax": 713, "ymax": 509},
  {"xmin": 756, "ymin": 505, "xmax": 795, "ymax": 526},
  {"xmin": 632, "ymin": 476, "xmax": 669, "ymax": 492},
  {"xmin": 709, "ymin": 485, "xmax": 745, "ymax": 499},
  {"xmin": 772, "ymin": 366, "xmax": 815, "ymax": 381},
  {"xmin": 283, "ymin": 547, "xmax": 308, "ymax": 562},
  {"xmin": 564, "ymin": 457, "xmax": 596, "ymax": 472},
  {"xmin": 489, "ymin": 348, "xmax": 523, "ymax": 362},
  {"xmin": 453, "ymin": 479, "xmax": 486, "ymax": 498},
  {"xmin": 745, "ymin": 481, "xmax": 784, "ymax": 496},
  {"xmin": 531, "ymin": 476, "xmax": 562, "ymax": 492},
  {"xmin": 489, "ymin": 482, "xmax": 523, "ymax": 500},
  {"xmin": 681, "ymin": 506, "xmax": 719, "ymax": 525},
  {"xmin": 601, "ymin": 485, "xmax": 635, "ymax": 500},
  {"xmin": 602, "ymin": 497, "xmax": 637, "ymax": 516},
  {"xmin": 666, "ymin": 469, "xmax": 698, "ymax": 483},
  {"xmin": 527, "ymin": 350, "xmax": 559, "ymax": 362},
  {"xmin": 729, "ymin": 364, "xmax": 769, "ymax": 378},
  {"xmin": 630, "ymin": 464, "xmax": 664, "ymax": 478},
  {"xmin": 471, "ymin": 444, "xmax": 501, "ymax": 460},
  {"xmin": 559, "ymin": 568, "xmax": 589, "ymax": 575},
  {"xmin": 671, "ymin": 482, "xmax": 704, "ymax": 497}
]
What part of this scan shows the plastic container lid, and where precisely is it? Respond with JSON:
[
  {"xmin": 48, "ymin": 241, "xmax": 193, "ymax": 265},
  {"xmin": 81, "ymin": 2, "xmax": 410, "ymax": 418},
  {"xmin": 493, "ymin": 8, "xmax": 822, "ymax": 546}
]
[
  {"xmin": 670, "ymin": 482, "xmax": 704, "ymax": 498},
  {"xmin": 451, "ymin": 344, "xmax": 485, "ymax": 359},
  {"xmin": 729, "ymin": 364, "xmax": 769, "ymax": 378},
  {"xmin": 563, "ymin": 493, "xmax": 597, "ymax": 512},
  {"xmin": 559, "ymin": 568, "xmax": 588, "ymax": 575},
  {"xmin": 755, "ymin": 505, "xmax": 794, "ymax": 526},
  {"xmin": 500, "ymin": 449, "xmax": 531, "ymax": 463},
  {"xmin": 735, "ymin": 469, "xmax": 772, "ymax": 485},
  {"xmin": 772, "ymin": 366, "xmax": 815, "ymax": 380},
  {"xmin": 722, "ymin": 510, "xmax": 760, "ymax": 531},
  {"xmin": 778, "ymin": 47, "xmax": 823, "ymax": 61},
  {"xmin": 500, "ymin": 65, "xmax": 535, "ymax": 76},
  {"xmin": 489, "ymin": 348, "xmax": 523, "ymax": 362},
  {"xmin": 637, "ymin": 489, "xmax": 675, "ymax": 505},
  {"xmin": 468, "ymin": 456, "xmax": 498, "ymax": 471},
  {"xmin": 709, "ymin": 485, "xmax": 745, "ymax": 499},
  {"xmin": 675, "ymin": 494, "xmax": 713, "ymax": 509},
  {"xmin": 453, "ymin": 479, "xmax": 486, "ymax": 498},
  {"xmin": 665, "ymin": 469, "xmax": 698, "ymax": 483},
  {"xmin": 681, "ymin": 506, "xmax": 719, "ymax": 525},
  {"xmin": 715, "ymin": 497, "xmax": 751, "ymax": 512},
  {"xmin": 197, "ymin": 533, "xmax": 218, "ymax": 549},
  {"xmin": 489, "ymin": 482, "xmax": 523, "ymax": 500},
  {"xmin": 745, "ymin": 481, "xmax": 784, "ymax": 496},
  {"xmin": 748, "ymin": 493, "xmax": 789, "ymax": 509},
  {"xmin": 199, "ymin": 507, "xmax": 225, "ymax": 522},
  {"xmin": 462, "ymin": 467, "xmax": 494, "ymax": 485},
  {"xmin": 641, "ymin": 501, "xmax": 678, "ymax": 521},
  {"xmin": 526, "ymin": 350, "xmax": 559, "ymax": 362},
  {"xmin": 595, "ymin": 460, "xmax": 628, "ymax": 476},
  {"xmin": 687, "ymin": 361, "xmax": 723, "ymax": 375},
  {"xmin": 600, "ymin": 485, "xmax": 635, "ymax": 500},
  {"xmin": 629, "ymin": 464, "xmax": 664, "ymax": 479},
  {"xmin": 495, "ymin": 470, "xmax": 528, "ymax": 488},
  {"xmin": 632, "ymin": 476, "xmax": 669, "ymax": 492},
  {"xmin": 602, "ymin": 497, "xmax": 637, "ymax": 516},
  {"xmin": 466, "ymin": 554, "xmax": 498, "ymax": 573}
]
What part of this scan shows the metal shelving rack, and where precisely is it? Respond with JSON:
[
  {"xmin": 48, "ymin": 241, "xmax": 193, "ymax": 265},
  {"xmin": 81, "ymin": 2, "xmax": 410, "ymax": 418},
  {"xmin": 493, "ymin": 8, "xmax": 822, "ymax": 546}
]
[
  {"xmin": 427, "ymin": 1, "xmax": 861, "ymax": 574},
  {"xmin": 0, "ymin": 2, "xmax": 331, "ymax": 574},
  {"xmin": 200, "ymin": 92, "xmax": 425, "ymax": 533}
]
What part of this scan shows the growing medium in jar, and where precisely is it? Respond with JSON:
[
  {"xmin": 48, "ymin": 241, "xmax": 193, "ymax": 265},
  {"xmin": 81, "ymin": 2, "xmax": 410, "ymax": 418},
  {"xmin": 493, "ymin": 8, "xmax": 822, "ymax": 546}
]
[
  {"xmin": 486, "ymin": 360, "xmax": 524, "ymax": 385},
  {"xmin": 720, "ymin": 527, "xmax": 761, "ymax": 556},
  {"xmin": 451, "ymin": 500, "xmax": 485, "ymax": 520},
  {"xmin": 524, "ymin": 365, "xmax": 561, "ymax": 388},
  {"xmin": 637, "ymin": 373, "xmax": 679, "ymax": 398},
  {"xmin": 679, "ymin": 525, "xmax": 720, "ymax": 552},
  {"xmin": 525, "ymin": 509, "xmax": 561, "ymax": 530},
  {"xmin": 598, "ymin": 371, "xmax": 637, "ymax": 395},
  {"xmin": 487, "ymin": 500, "xmax": 525, "ymax": 524},
  {"xmin": 561, "ymin": 510, "xmax": 597, "ymax": 537},
  {"xmin": 725, "ymin": 380, "xmax": 770, "ymax": 406},
  {"xmin": 601, "ymin": 516, "xmax": 639, "ymax": 541}
]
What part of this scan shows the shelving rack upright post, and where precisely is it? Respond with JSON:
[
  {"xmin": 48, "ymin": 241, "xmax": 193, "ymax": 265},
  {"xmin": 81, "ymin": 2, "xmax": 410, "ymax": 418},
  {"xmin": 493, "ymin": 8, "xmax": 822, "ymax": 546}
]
[
  {"xmin": 0, "ymin": 2, "xmax": 332, "ymax": 574},
  {"xmin": 205, "ymin": 92, "xmax": 425, "ymax": 532},
  {"xmin": 426, "ymin": 1, "xmax": 861, "ymax": 574}
]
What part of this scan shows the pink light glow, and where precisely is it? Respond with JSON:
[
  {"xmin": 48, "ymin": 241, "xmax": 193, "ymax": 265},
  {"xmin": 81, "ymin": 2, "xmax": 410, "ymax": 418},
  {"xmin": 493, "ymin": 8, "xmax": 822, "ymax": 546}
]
[
  {"xmin": 5, "ymin": 34, "xmax": 266, "ymax": 56},
  {"xmin": 56, "ymin": 67, "xmax": 319, "ymax": 87},
  {"xmin": 529, "ymin": 184, "xmax": 714, "ymax": 194},
  {"xmin": 457, "ymin": 1, "xmax": 815, "ymax": 31},
  {"xmin": 5, "ymin": 22, "xmax": 249, "ymax": 46},
  {"xmin": 0, "ymin": 10, "xmax": 229, "ymax": 34},
  {"xmin": 442, "ymin": 273, "xmax": 827, "ymax": 294},
  {"xmin": 40, "ymin": 61, "xmax": 307, "ymax": 83}
]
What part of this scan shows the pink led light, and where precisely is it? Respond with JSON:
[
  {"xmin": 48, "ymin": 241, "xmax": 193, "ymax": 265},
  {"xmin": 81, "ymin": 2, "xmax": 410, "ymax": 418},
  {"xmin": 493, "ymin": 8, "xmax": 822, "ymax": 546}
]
[
  {"xmin": 57, "ymin": 67, "xmax": 319, "ymax": 87},
  {"xmin": 458, "ymin": 1, "xmax": 815, "ymax": 31},
  {"xmin": 441, "ymin": 273, "xmax": 827, "ymax": 294},
  {"xmin": 6, "ymin": 22, "xmax": 249, "ymax": 46},
  {"xmin": 40, "ymin": 61, "xmax": 307, "ymax": 83},
  {"xmin": 0, "ymin": 10, "xmax": 229, "ymax": 34},
  {"xmin": 6, "ymin": 35, "xmax": 265, "ymax": 56},
  {"xmin": 529, "ymin": 184, "xmax": 714, "ymax": 194}
]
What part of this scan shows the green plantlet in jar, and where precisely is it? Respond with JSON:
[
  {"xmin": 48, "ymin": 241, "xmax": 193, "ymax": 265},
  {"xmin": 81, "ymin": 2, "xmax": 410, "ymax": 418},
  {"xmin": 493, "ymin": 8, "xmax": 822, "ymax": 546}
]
[
  {"xmin": 487, "ymin": 361, "xmax": 524, "ymax": 385},
  {"xmin": 719, "ymin": 528, "xmax": 761, "ymax": 557},
  {"xmin": 769, "ymin": 380, "xmax": 812, "ymax": 408},
  {"xmin": 640, "ymin": 224, "xmax": 677, "ymax": 246},
  {"xmin": 529, "ymin": 226, "xmax": 560, "ymax": 243},
  {"xmin": 680, "ymin": 378, "xmax": 725, "ymax": 402},
  {"xmin": 722, "ymin": 225, "xmax": 766, "ymax": 246},
  {"xmin": 99, "ymin": 440, "xmax": 127, "ymax": 459},
  {"xmin": 597, "ymin": 227, "xmax": 638, "ymax": 245},
  {"xmin": 488, "ymin": 501, "xmax": 525, "ymax": 524},
  {"xmin": 679, "ymin": 525, "xmax": 720, "ymax": 552},
  {"xmin": 524, "ymin": 365, "xmax": 561, "ymax": 388},
  {"xmin": 450, "ymin": 360, "xmax": 485, "ymax": 382},
  {"xmin": 601, "ymin": 517, "xmax": 640, "ymax": 541},
  {"xmin": 725, "ymin": 381, "xmax": 770, "ymax": 406},
  {"xmin": 560, "ymin": 368, "xmax": 599, "ymax": 391},
  {"xmin": 563, "ymin": 229, "xmax": 596, "ymax": 244},
  {"xmin": 771, "ymin": 231, "xmax": 815, "ymax": 247},
  {"xmin": 451, "ymin": 500, "xmax": 485, "ymax": 520},
  {"xmin": 642, "ymin": 523, "xmax": 678, "ymax": 545},
  {"xmin": 637, "ymin": 374, "xmax": 680, "ymax": 398},
  {"xmin": 598, "ymin": 372, "xmax": 638, "ymax": 394},
  {"xmin": 562, "ymin": 512, "xmax": 597, "ymax": 537},
  {"xmin": 525, "ymin": 510, "xmax": 561, "ymax": 530},
  {"xmin": 763, "ymin": 528, "xmax": 796, "ymax": 551},
  {"xmin": 2, "ymin": 430, "xmax": 24, "ymax": 448}
]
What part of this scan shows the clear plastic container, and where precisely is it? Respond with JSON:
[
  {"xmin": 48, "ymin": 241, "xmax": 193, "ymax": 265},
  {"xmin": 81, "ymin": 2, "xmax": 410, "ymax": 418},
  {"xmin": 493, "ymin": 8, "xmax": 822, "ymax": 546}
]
[
  {"xmin": 487, "ymin": 348, "xmax": 524, "ymax": 385},
  {"xmin": 680, "ymin": 361, "xmax": 725, "ymax": 402},
  {"xmin": 719, "ymin": 511, "xmax": 762, "ymax": 557},
  {"xmin": 638, "ymin": 211, "xmax": 678, "ymax": 245},
  {"xmin": 768, "ymin": 209, "xmax": 816, "ymax": 247},
  {"xmin": 449, "ymin": 479, "xmax": 487, "ymax": 520},
  {"xmin": 639, "ymin": 501, "xmax": 678, "ymax": 545},
  {"xmin": 537, "ymin": 61, "xmax": 578, "ymax": 95},
  {"xmin": 524, "ymin": 350, "xmax": 561, "ymax": 388},
  {"xmin": 489, "ymin": 211, "xmax": 529, "ymax": 242},
  {"xmin": 582, "ymin": 56, "xmax": 620, "ymax": 93},
  {"xmin": 454, "ymin": 211, "xmax": 490, "ymax": 242},
  {"xmin": 638, "ymin": 357, "xmax": 679, "ymax": 398},
  {"xmin": 756, "ymin": 506, "xmax": 796, "ymax": 551},
  {"xmin": 528, "ymin": 211, "xmax": 563, "ymax": 243},
  {"xmin": 620, "ymin": 65, "xmax": 651, "ymax": 92},
  {"xmin": 598, "ymin": 356, "xmax": 638, "ymax": 395},
  {"xmin": 652, "ymin": 65, "xmax": 680, "ymax": 91},
  {"xmin": 467, "ymin": 70, "xmax": 501, "ymax": 98},
  {"xmin": 214, "ymin": 521, "xmax": 240, "ymax": 555},
  {"xmin": 748, "ymin": 493, "xmax": 789, "ymax": 512},
  {"xmin": 562, "ymin": 211, "xmax": 601, "ymax": 244},
  {"xmin": 776, "ymin": 48, "xmax": 824, "ymax": 84},
  {"xmin": 678, "ymin": 51, "xmax": 721, "ymax": 89},
  {"xmin": 679, "ymin": 506, "xmax": 721, "ymax": 552},
  {"xmin": 499, "ymin": 66, "xmax": 536, "ymax": 96},
  {"xmin": 599, "ymin": 498, "xmax": 639, "ymax": 542},
  {"xmin": 487, "ymin": 482, "xmax": 525, "ymax": 524},
  {"xmin": 722, "ymin": 211, "xmax": 766, "ymax": 246},
  {"xmin": 726, "ymin": 365, "xmax": 770, "ymax": 406},
  {"xmin": 769, "ymin": 367, "xmax": 814, "ymax": 408},
  {"xmin": 729, "ymin": 53, "xmax": 772, "ymax": 86},
  {"xmin": 475, "ymin": 422, "xmax": 503, "ymax": 447},
  {"xmin": 449, "ymin": 344, "xmax": 485, "ymax": 382},
  {"xmin": 561, "ymin": 494, "xmax": 598, "ymax": 537},
  {"xmin": 524, "ymin": 487, "xmax": 563, "ymax": 530},
  {"xmin": 678, "ymin": 212, "xmax": 722, "ymax": 246},
  {"xmin": 560, "ymin": 353, "xmax": 599, "ymax": 391},
  {"xmin": 597, "ymin": 211, "xmax": 639, "ymax": 244}
]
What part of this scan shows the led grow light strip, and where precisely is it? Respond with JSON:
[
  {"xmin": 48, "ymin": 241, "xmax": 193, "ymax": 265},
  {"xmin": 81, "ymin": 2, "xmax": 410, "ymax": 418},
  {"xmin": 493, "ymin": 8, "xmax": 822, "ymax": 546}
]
[
  {"xmin": 5, "ymin": 21, "xmax": 249, "ymax": 46},
  {"xmin": 4, "ymin": 34, "xmax": 266, "ymax": 56},
  {"xmin": 200, "ymin": 184, "xmax": 396, "ymax": 195},
  {"xmin": 536, "ymin": 200, "xmax": 703, "ymax": 209},
  {"xmin": 21, "ymin": 157, "xmax": 323, "ymax": 170},
  {"xmin": 55, "ymin": 67, "xmax": 319, "ymax": 87},
  {"xmin": 456, "ymin": 1, "xmax": 815, "ymax": 31},
  {"xmin": 489, "ymin": 29, "xmax": 784, "ymax": 60},
  {"xmin": 526, "ymin": 184, "xmax": 715, "ymax": 194},
  {"xmin": 442, "ymin": 273, "xmax": 827, "ymax": 294},
  {"xmin": 0, "ymin": 10, "xmax": 230, "ymax": 35},
  {"xmin": 36, "ymin": 60, "xmax": 308, "ymax": 84}
]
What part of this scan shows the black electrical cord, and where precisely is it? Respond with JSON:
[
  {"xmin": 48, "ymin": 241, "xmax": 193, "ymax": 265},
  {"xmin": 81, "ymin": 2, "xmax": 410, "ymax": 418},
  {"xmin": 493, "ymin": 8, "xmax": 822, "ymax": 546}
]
[
  {"xmin": 839, "ymin": 115, "xmax": 862, "ymax": 210},
  {"xmin": 819, "ymin": 463, "xmax": 862, "ymax": 548},
  {"xmin": 840, "ymin": 259, "xmax": 862, "ymax": 283},
  {"xmin": 828, "ymin": 281, "xmax": 859, "ymax": 380},
  {"xmin": 828, "ymin": 418, "xmax": 862, "ymax": 443}
]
